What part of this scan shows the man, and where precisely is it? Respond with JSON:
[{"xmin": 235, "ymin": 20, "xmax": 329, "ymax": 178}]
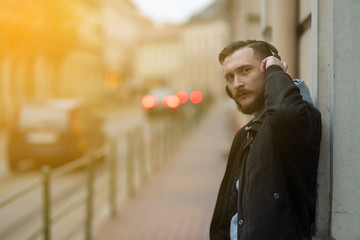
[{"xmin": 210, "ymin": 40, "xmax": 322, "ymax": 239}]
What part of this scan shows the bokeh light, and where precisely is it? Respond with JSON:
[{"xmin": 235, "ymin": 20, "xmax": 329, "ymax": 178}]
[
  {"xmin": 176, "ymin": 91, "xmax": 189, "ymax": 104},
  {"xmin": 141, "ymin": 95, "xmax": 158, "ymax": 109},
  {"xmin": 163, "ymin": 95, "xmax": 180, "ymax": 109},
  {"xmin": 189, "ymin": 90, "xmax": 203, "ymax": 104}
]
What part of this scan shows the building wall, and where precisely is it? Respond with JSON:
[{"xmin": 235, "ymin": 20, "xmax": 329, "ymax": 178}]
[
  {"xmin": 181, "ymin": 19, "xmax": 230, "ymax": 97},
  {"xmin": 328, "ymin": 1, "xmax": 360, "ymax": 239},
  {"xmin": 101, "ymin": 0, "xmax": 139, "ymax": 94},
  {"xmin": 270, "ymin": 0, "xmax": 297, "ymax": 78},
  {"xmin": 232, "ymin": 0, "xmax": 262, "ymax": 40},
  {"xmin": 313, "ymin": 1, "xmax": 332, "ymax": 236},
  {"xmin": 297, "ymin": 0, "xmax": 313, "ymax": 95},
  {"xmin": 133, "ymin": 16, "xmax": 230, "ymax": 99},
  {"xmin": 227, "ymin": 0, "xmax": 313, "ymax": 106},
  {"xmin": 0, "ymin": 58, "xmax": 13, "ymax": 125},
  {"xmin": 232, "ymin": 0, "xmax": 301, "ymax": 78},
  {"xmin": 298, "ymin": 29, "xmax": 312, "ymax": 93},
  {"xmin": 59, "ymin": 50, "xmax": 103, "ymax": 100},
  {"xmin": 314, "ymin": 0, "xmax": 360, "ymax": 239},
  {"xmin": 57, "ymin": 0, "xmax": 104, "ymax": 103},
  {"xmin": 134, "ymin": 34, "xmax": 181, "ymax": 92}
]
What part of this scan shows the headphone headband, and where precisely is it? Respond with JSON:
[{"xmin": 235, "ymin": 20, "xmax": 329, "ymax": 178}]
[{"xmin": 254, "ymin": 40, "xmax": 281, "ymax": 60}]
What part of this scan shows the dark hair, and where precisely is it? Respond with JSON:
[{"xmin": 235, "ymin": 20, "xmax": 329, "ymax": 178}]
[{"xmin": 219, "ymin": 40, "xmax": 274, "ymax": 64}]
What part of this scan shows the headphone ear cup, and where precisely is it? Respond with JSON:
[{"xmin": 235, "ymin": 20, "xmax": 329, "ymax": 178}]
[{"xmin": 226, "ymin": 85, "xmax": 233, "ymax": 99}]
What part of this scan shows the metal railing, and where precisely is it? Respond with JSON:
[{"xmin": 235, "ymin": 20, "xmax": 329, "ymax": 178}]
[
  {"xmin": 0, "ymin": 110, "xmax": 204, "ymax": 240},
  {"xmin": 0, "ymin": 144, "xmax": 111, "ymax": 240}
]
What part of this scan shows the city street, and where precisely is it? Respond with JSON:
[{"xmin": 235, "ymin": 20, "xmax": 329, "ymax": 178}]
[
  {"xmin": 1, "ymin": 0, "xmax": 359, "ymax": 238},
  {"xmin": 0, "ymin": 100, "xmax": 233, "ymax": 239},
  {"xmin": 93, "ymin": 101, "xmax": 231, "ymax": 240}
]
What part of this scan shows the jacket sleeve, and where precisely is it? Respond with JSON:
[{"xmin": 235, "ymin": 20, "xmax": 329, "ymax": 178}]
[{"xmin": 264, "ymin": 65, "xmax": 317, "ymax": 148}]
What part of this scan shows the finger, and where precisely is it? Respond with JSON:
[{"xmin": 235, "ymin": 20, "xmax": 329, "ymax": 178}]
[
  {"xmin": 260, "ymin": 58, "xmax": 267, "ymax": 74},
  {"xmin": 283, "ymin": 62, "xmax": 288, "ymax": 72}
]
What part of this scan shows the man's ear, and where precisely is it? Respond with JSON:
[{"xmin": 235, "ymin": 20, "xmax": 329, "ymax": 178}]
[{"xmin": 226, "ymin": 85, "xmax": 233, "ymax": 99}]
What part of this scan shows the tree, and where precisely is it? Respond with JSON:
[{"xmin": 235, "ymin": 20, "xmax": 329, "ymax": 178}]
[{"xmin": 0, "ymin": 0, "xmax": 80, "ymax": 99}]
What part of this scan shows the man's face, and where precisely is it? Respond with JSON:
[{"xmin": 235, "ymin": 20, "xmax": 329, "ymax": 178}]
[{"xmin": 223, "ymin": 47, "xmax": 265, "ymax": 115}]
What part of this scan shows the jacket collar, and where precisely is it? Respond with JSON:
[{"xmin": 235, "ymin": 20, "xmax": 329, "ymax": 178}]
[{"xmin": 245, "ymin": 109, "xmax": 265, "ymax": 133}]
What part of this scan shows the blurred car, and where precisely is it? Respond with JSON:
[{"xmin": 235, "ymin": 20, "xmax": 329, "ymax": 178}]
[
  {"xmin": 6, "ymin": 99, "xmax": 105, "ymax": 171},
  {"xmin": 176, "ymin": 89, "xmax": 204, "ymax": 105},
  {"xmin": 176, "ymin": 89, "xmax": 205, "ymax": 116},
  {"xmin": 141, "ymin": 88, "xmax": 182, "ymax": 117}
]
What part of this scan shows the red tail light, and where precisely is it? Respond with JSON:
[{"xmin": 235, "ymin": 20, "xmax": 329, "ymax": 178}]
[
  {"xmin": 176, "ymin": 91, "xmax": 189, "ymax": 104},
  {"xmin": 142, "ymin": 95, "xmax": 158, "ymax": 109},
  {"xmin": 190, "ymin": 90, "xmax": 203, "ymax": 104},
  {"xmin": 163, "ymin": 95, "xmax": 180, "ymax": 109}
]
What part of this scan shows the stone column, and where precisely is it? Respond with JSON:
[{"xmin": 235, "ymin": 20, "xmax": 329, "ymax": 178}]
[
  {"xmin": 271, "ymin": 0, "xmax": 297, "ymax": 78},
  {"xmin": 313, "ymin": 0, "xmax": 360, "ymax": 239},
  {"xmin": 312, "ymin": 0, "xmax": 331, "ymax": 238}
]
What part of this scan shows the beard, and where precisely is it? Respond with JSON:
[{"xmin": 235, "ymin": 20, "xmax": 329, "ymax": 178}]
[{"xmin": 234, "ymin": 91, "xmax": 265, "ymax": 115}]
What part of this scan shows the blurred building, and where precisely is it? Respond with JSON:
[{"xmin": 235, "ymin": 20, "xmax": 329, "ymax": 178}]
[
  {"xmin": 227, "ymin": 0, "xmax": 263, "ymax": 41},
  {"xmin": 132, "ymin": 24, "xmax": 181, "ymax": 95},
  {"xmin": 228, "ymin": 0, "xmax": 311, "ymax": 84},
  {"xmin": 0, "ymin": 0, "xmax": 104, "ymax": 126},
  {"xmin": 180, "ymin": 0, "xmax": 230, "ymax": 98},
  {"xmin": 57, "ymin": 0, "xmax": 103, "ymax": 101},
  {"xmin": 132, "ymin": 0, "xmax": 230, "ymax": 99},
  {"xmin": 101, "ymin": 0, "xmax": 140, "ymax": 99},
  {"xmin": 0, "ymin": 0, "xmax": 143, "ymax": 126}
]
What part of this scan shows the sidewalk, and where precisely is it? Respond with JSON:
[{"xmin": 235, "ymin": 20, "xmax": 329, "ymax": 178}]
[{"xmin": 94, "ymin": 101, "xmax": 232, "ymax": 240}]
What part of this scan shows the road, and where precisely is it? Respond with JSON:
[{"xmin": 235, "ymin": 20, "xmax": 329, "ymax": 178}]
[{"xmin": 0, "ymin": 103, "xmax": 207, "ymax": 240}]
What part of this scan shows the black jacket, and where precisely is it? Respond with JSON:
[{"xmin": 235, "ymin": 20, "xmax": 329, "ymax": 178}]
[{"xmin": 210, "ymin": 66, "xmax": 322, "ymax": 240}]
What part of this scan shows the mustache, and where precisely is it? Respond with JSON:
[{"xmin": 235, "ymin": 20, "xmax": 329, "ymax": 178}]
[{"xmin": 234, "ymin": 89, "xmax": 252, "ymax": 98}]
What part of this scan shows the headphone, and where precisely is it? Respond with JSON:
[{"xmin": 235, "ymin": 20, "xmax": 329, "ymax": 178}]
[{"xmin": 225, "ymin": 41, "xmax": 281, "ymax": 99}]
